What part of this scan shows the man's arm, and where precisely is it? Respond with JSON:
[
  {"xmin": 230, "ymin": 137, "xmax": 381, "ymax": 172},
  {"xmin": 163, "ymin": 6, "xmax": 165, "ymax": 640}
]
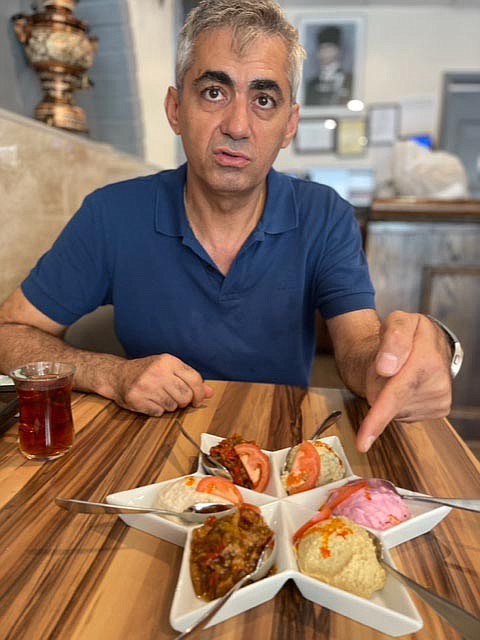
[
  {"xmin": 326, "ymin": 309, "xmax": 452, "ymax": 452},
  {"xmin": 0, "ymin": 288, "xmax": 213, "ymax": 415}
]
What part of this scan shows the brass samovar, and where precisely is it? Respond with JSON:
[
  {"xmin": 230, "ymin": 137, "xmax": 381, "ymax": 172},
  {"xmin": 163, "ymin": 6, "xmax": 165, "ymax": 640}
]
[{"xmin": 12, "ymin": 0, "xmax": 98, "ymax": 133}]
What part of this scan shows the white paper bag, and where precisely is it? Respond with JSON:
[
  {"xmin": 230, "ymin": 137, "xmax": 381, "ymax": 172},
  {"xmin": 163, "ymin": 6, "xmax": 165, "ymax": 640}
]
[{"xmin": 392, "ymin": 141, "xmax": 469, "ymax": 199}]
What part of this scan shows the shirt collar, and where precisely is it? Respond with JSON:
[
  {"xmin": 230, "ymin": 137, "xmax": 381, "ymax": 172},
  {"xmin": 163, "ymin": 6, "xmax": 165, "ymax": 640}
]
[{"xmin": 154, "ymin": 163, "xmax": 298, "ymax": 237}]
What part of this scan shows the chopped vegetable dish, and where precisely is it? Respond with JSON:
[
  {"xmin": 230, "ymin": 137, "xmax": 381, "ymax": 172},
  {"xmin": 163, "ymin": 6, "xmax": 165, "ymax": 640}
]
[{"xmin": 190, "ymin": 505, "xmax": 273, "ymax": 601}]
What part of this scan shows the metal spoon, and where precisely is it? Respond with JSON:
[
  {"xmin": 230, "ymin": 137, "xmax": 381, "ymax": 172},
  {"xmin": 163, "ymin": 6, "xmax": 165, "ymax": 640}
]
[
  {"xmin": 369, "ymin": 531, "xmax": 480, "ymax": 640},
  {"xmin": 175, "ymin": 535, "xmax": 276, "ymax": 638},
  {"xmin": 55, "ymin": 497, "xmax": 237, "ymax": 524},
  {"xmin": 346, "ymin": 478, "xmax": 480, "ymax": 513},
  {"xmin": 281, "ymin": 410, "xmax": 342, "ymax": 476},
  {"xmin": 176, "ymin": 420, "xmax": 233, "ymax": 481}
]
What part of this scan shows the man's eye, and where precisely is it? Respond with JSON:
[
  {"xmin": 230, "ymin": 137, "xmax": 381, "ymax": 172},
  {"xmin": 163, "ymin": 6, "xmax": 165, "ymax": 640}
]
[
  {"xmin": 255, "ymin": 94, "xmax": 276, "ymax": 109},
  {"xmin": 203, "ymin": 87, "xmax": 224, "ymax": 101}
]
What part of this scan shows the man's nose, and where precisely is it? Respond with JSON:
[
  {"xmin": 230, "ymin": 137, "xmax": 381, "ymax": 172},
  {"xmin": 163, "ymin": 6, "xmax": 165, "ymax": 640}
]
[{"xmin": 220, "ymin": 96, "xmax": 251, "ymax": 139}]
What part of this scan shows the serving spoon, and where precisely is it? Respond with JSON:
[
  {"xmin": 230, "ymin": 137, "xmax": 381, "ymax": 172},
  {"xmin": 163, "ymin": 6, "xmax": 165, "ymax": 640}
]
[
  {"xmin": 55, "ymin": 497, "xmax": 237, "ymax": 524},
  {"xmin": 369, "ymin": 531, "xmax": 480, "ymax": 640},
  {"xmin": 176, "ymin": 420, "xmax": 233, "ymax": 481},
  {"xmin": 342, "ymin": 478, "xmax": 480, "ymax": 513},
  {"xmin": 175, "ymin": 535, "xmax": 276, "ymax": 638},
  {"xmin": 281, "ymin": 410, "xmax": 342, "ymax": 476}
]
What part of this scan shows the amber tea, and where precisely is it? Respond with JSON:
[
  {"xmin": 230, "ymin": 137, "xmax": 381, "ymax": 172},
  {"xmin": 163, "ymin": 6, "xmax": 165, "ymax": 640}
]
[{"xmin": 10, "ymin": 362, "xmax": 76, "ymax": 460}]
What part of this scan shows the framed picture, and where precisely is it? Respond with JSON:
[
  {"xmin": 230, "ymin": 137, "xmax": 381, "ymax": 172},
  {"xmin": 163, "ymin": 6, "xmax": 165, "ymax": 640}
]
[
  {"xmin": 295, "ymin": 118, "xmax": 337, "ymax": 153},
  {"xmin": 368, "ymin": 103, "xmax": 400, "ymax": 146},
  {"xmin": 336, "ymin": 118, "xmax": 368, "ymax": 156},
  {"xmin": 297, "ymin": 15, "xmax": 365, "ymax": 116}
]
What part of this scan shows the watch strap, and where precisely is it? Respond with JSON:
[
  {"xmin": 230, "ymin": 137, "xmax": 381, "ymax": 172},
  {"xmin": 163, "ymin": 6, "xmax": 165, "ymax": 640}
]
[{"xmin": 426, "ymin": 314, "xmax": 464, "ymax": 379}]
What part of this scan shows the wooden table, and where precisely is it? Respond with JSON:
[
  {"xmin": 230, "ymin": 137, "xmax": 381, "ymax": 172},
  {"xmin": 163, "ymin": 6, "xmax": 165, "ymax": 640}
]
[{"xmin": 0, "ymin": 381, "xmax": 479, "ymax": 639}]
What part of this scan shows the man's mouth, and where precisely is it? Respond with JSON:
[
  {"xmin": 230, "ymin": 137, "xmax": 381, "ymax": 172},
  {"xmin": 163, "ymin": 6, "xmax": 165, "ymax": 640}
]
[{"xmin": 213, "ymin": 148, "xmax": 251, "ymax": 168}]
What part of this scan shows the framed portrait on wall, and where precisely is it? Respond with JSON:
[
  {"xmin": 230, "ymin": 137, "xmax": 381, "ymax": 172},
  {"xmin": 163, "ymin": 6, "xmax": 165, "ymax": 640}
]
[{"xmin": 297, "ymin": 15, "xmax": 365, "ymax": 116}]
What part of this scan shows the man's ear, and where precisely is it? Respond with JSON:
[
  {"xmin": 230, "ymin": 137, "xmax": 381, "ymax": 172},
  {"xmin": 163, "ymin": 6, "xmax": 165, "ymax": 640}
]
[
  {"xmin": 164, "ymin": 86, "xmax": 181, "ymax": 135},
  {"xmin": 281, "ymin": 102, "xmax": 300, "ymax": 149}
]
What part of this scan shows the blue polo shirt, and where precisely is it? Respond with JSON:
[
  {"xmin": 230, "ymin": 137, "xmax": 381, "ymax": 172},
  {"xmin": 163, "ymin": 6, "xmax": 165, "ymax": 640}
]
[{"xmin": 22, "ymin": 164, "xmax": 375, "ymax": 386}]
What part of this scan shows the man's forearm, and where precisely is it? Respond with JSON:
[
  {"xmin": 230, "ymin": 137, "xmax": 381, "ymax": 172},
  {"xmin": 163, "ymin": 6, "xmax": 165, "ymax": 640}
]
[
  {"xmin": 327, "ymin": 309, "xmax": 381, "ymax": 398},
  {"xmin": 0, "ymin": 323, "xmax": 124, "ymax": 400}
]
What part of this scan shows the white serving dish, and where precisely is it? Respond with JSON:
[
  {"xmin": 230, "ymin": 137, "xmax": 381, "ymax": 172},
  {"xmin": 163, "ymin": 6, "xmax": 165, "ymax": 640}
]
[
  {"xmin": 106, "ymin": 434, "xmax": 455, "ymax": 636},
  {"xmin": 107, "ymin": 437, "xmax": 450, "ymax": 550},
  {"xmin": 106, "ymin": 474, "xmax": 275, "ymax": 547},
  {"xmin": 169, "ymin": 501, "xmax": 423, "ymax": 637}
]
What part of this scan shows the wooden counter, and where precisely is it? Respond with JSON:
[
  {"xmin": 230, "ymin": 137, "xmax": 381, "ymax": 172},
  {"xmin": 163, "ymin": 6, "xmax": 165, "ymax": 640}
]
[
  {"xmin": 369, "ymin": 198, "xmax": 480, "ymax": 222},
  {"xmin": 0, "ymin": 381, "xmax": 479, "ymax": 639}
]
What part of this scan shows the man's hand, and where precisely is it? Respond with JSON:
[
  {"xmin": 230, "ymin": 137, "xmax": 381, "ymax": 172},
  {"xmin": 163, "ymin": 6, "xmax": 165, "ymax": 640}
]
[
  {"xmin": 111, "ymin": 354, "xmax": 214, "ymax": 416},
  {"xmin": 356, "ymin": 312, "xmax": 452, "ymax": 452},
  {"xmin": 0, "ymin": 289, "xmax": 213, "ymax": 417}
]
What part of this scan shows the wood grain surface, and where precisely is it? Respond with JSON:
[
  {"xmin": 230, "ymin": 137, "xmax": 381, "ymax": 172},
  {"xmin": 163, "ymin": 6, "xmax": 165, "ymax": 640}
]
[{"xmin": 0, "ymin": 381, "xmax": 478, "ymax": 640}]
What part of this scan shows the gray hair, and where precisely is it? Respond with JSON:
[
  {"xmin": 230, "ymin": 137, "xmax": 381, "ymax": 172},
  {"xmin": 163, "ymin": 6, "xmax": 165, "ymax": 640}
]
[{"xmin": 176, "ymin": 0, "xmax": 306, "ymax": 104}]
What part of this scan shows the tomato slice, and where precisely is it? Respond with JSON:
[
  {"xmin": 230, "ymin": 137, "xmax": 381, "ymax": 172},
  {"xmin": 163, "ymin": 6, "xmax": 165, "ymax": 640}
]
[
  {"xmin": 292, "ymin": 509, "xmax": 331, "ymax": 546},
  {"xmin": 234, "ymin": 442, "xmax": 270, "ymax": 492},
  {"xmin": 285, "ymin": 441, "xmax": 320, "ymax": 495},
  {"xmin": 196, "ymin": 477, "xmax": 243, "ymax": 505},
  {"xmin": 323, "ymin": 479, "xmax": 367, "ymax": 511}
]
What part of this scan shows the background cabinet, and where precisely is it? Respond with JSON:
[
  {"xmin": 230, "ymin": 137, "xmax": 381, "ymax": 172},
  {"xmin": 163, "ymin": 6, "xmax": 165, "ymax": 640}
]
[{"xmin": 366, "ymin": 199, "xmax": 480, "ymax": 443}]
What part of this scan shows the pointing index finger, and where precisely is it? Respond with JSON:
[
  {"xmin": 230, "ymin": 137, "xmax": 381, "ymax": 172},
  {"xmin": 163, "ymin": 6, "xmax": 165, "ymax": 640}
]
[{"xmin": 356, "ymin": 378, "xmax": 407, "ymax": 452}]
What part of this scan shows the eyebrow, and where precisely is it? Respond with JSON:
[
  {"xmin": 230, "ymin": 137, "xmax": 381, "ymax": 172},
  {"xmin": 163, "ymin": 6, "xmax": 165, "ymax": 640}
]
[
  {"xmin": 194, "ymin": 70, "xmax": 233, "ymax": 87},
  {"xmin": 249, "ymin": 79, "xmax": 283, "ymax": 98},
  {"xmin": 194, "ymin": 70, "xmax": 284, "ymax": 101}
]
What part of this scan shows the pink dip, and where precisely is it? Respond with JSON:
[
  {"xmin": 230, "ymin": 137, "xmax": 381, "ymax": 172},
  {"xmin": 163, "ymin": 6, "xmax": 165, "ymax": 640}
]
[{"xmin": 332, "ymin": 483, "xmax": 411, "ymax": 531}]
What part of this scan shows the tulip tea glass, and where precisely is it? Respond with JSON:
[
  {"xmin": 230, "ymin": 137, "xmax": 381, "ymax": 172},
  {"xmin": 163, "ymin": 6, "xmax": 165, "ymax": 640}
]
[{"xmin": 10, "ymin": 362, "xmax": 76, "ymax": 460}]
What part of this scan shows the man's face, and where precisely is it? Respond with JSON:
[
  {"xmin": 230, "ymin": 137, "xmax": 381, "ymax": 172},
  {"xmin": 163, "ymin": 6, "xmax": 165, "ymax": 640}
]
[
  {"xmin": 317, "ymin": 43, "xmax": 340, "ymax": 66},
  {"xmin": 165, "ymin": 28, "xmax": 299, "ymax": 196}
]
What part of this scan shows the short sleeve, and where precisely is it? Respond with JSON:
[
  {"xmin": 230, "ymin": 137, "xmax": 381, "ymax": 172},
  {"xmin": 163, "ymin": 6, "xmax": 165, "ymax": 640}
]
[
  {"xmin": 312, "ymin": 196, "xmax": 375, "ymax": 319},
  {"xmin": 21, "ymin": 193, "xmax": 113, "ymax": 326}
]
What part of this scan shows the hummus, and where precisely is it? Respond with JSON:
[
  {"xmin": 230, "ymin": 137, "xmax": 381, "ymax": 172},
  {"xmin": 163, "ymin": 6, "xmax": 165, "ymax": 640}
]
[{"xmin": 296, "ymin": 516, "xmax": 385, "ymax": 598}]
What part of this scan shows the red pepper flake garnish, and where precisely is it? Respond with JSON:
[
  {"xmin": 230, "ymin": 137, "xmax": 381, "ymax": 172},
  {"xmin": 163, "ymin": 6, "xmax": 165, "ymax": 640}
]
[
  {"xmin": 387, "ymin": 514, "xmax": 401, "ymax": 525},
  {"xmin": 295, "ymin": 517, "xmax": 354, "ymax": 557}
]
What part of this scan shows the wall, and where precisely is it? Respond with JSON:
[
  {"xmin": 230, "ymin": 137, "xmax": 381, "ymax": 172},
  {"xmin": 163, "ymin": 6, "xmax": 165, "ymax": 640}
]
[
  {"xmin": 75, "ymin": 0, "xmax": 144, "ymax": 157},
  {"xmin": 0, "ymin": 0, "xmax": 38, "ymax": 117},
  {"xmin": 275, "ymin": 4, "xmax": 480, "ymax": 178},
  {"xmin": 126, "ymin": 0, "xmax": 177, "ymax": 169}
]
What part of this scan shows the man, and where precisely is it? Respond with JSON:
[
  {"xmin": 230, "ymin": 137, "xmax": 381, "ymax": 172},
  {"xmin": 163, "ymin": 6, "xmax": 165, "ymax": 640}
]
[
  {"xmin": 305, "ymin": 25, "xmax": 352, "ymax": 107},
  {"xmin": 0, "ymin": 0, "xmax": 456, "ymax": 453}
]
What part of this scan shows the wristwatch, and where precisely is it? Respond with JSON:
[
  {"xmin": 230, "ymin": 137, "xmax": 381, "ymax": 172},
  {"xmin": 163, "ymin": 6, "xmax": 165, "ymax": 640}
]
[{"xmin": 426, "ymin": 315, "xmax": 464, "ymax": 379}]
